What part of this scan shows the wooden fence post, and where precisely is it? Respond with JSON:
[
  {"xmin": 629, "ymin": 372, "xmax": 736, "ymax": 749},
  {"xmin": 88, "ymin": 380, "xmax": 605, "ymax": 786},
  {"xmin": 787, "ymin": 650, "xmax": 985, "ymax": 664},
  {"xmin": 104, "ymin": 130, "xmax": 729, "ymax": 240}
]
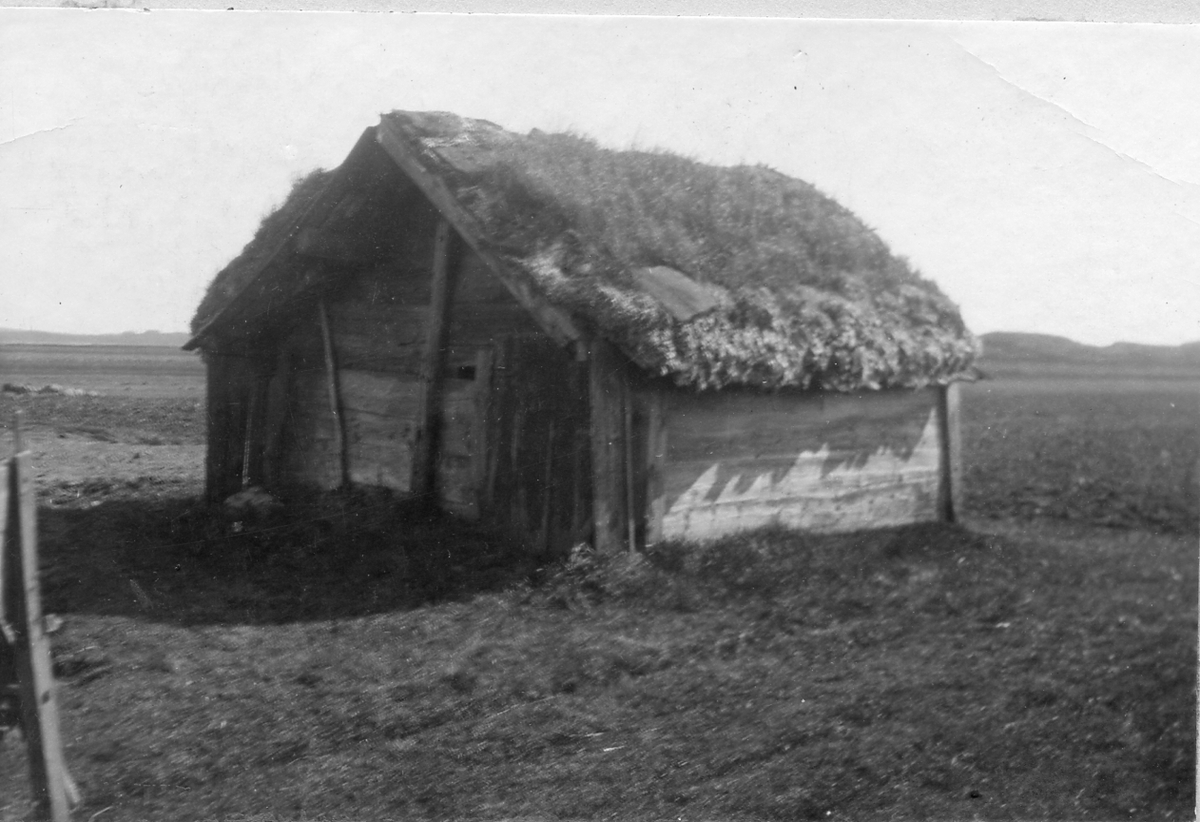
[{"xmin": 2, "ymin": 415, "xmax": 77, "ymax": 820}]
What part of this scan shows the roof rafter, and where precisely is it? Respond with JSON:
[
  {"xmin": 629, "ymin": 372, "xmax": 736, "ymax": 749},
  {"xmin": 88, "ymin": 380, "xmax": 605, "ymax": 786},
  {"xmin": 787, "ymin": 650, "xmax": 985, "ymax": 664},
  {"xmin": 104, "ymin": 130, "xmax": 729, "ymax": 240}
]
[{"xmin": 374, "ymin": 118, "xmax": 584, "ymax": 348}]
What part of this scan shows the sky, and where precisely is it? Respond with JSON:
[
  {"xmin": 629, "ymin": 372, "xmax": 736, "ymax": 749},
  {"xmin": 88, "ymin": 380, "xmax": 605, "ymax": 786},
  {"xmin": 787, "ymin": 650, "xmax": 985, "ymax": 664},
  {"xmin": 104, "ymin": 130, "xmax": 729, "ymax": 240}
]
[{"xmin": 1, "ymin": 11, "xmax": 1198, "ymax": 346}]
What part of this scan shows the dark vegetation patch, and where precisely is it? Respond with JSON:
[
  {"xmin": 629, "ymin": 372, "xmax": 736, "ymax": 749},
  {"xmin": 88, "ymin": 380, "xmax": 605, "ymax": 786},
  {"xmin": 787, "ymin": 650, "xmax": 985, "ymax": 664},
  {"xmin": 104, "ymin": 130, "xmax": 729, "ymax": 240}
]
[{"xmin": 34, "ymin": 489, "xmax": 535, "ymax": 626}]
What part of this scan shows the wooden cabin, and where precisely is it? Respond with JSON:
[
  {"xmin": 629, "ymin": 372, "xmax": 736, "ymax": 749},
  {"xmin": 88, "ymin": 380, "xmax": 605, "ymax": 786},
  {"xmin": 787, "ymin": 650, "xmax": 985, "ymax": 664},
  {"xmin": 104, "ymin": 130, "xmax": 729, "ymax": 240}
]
[{"xmin": 186, "ymin": 111, "xmax": 978, "ymax": 554}]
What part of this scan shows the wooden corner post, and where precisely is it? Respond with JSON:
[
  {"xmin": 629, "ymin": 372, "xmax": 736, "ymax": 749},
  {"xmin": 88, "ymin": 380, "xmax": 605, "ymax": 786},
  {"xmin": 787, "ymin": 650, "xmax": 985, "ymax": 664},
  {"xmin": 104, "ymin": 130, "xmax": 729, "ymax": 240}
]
[
  {"xmin": 937, "ymin": 382, "xmax": 963, "ymax": 523},
  {"xmin": 412, "ymin": 218, "xmax": 463, "ymax": 501},
  {"xmin": 2, "ymin": 415, "xmax": 78, "ymax": 821},
  {"xmin": 588, "ymin": 340, "xmax": 631, "ymax": 553},
  {"xmin": 643, "ymin": 390, "xmax": 667, "ymax": 546}
]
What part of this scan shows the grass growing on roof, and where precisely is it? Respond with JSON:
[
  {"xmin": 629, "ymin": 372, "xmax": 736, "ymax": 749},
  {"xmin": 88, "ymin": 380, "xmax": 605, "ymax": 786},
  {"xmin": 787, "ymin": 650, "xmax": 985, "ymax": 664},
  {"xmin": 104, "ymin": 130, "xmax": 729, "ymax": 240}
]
[
  {"xmin": 399, "ymin": 113, "xmax": 978, "ymax": 390},
  {"xmin": 191, "ymin": 169, "xmax": 334, "ymax": 335}
]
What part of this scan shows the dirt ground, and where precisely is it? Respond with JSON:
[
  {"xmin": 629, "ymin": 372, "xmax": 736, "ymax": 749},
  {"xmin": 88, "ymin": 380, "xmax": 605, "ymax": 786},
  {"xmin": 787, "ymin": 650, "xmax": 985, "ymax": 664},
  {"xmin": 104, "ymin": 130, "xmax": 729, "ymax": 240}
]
[{"xmin": 0, "ymin": 346, "xmax": 1195, "ymax": 821}]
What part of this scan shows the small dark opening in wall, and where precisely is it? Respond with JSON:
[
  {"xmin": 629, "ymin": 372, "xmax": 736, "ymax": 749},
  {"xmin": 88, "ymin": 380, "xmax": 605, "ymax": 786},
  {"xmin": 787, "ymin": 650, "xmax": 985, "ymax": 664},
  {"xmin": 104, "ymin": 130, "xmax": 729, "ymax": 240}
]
[{"xmin": 456, "ymin": 365, "xmax": 477, "ymax": 381}]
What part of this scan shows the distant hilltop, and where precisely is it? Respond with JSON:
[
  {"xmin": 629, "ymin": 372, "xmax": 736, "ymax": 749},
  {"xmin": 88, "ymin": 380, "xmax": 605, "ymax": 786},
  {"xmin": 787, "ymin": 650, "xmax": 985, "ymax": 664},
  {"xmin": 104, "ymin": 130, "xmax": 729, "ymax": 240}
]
[
  {"xmin": 0, "ymin": 328, "xmax": 191, "ymax": 347},
  {"xmin": 978, "ymin": 332, "xmax": 1200, "ymax": 378},
  {"xmin": 2, "ymin": 327, "xmax": 1198, "ymax": 371},
  {"xmin": 980, "ymin": 332, "xmax": 1200, "ymax": 366}
]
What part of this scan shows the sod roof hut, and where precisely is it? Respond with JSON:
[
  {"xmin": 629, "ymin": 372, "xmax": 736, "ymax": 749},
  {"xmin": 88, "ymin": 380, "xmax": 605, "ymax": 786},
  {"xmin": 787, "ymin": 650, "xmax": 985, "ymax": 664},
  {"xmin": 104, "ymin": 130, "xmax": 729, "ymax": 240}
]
[{"xmin": 187, "ymin": 111, "xmax": 978, "ymax": 553}]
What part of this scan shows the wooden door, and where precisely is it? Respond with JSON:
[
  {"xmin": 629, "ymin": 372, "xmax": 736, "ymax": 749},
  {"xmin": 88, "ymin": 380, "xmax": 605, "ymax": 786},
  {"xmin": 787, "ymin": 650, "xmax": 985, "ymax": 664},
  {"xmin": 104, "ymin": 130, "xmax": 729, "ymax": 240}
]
[{"xmin": 476, "ymin": 335, "xmax": 591, "ymax": 558}]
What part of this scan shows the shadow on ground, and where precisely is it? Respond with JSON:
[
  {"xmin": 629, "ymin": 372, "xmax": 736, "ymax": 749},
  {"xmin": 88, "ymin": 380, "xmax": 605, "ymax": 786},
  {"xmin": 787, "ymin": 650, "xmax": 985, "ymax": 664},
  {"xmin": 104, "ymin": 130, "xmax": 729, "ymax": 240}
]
[{"xmin": 36, "ymin": 488, "xmax": 541, "ymax": 626}]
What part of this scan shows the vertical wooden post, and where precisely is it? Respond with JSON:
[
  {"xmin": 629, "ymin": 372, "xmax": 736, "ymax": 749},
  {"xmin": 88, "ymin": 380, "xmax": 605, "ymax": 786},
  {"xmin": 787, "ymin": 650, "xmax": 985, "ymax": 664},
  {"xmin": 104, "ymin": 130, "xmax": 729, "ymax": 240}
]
[
  {"xmin": 937, "ymin": 382, "xmax": 963, "ymax": 523},
  {"xmin": 318, "ymin": 299, "xmax": 350, "ymax": 489},
  {"xmin": 589, "ymin": 340, "xmax": 629, "ymax": 553},
  {"xmin": 4, "ymin": 418, "xmax": 74, "ymax": 821},
  {"xmin": 471, "ymin": 347, "xmax": 495, "ymax": 513},
  {"xmin": 643, "ymin": 390, "xmax": 667, "ymax": 546},
  {"xmin": 240, "ymin": 388, "xmax": 257, "ymax": 490},
  {"xmin": 0, "ymin": 457, "xmax": 15, "ymax": 691},
  {"xmin": 412, "ymin": 218, "xmax": 462, "ymax": 500},
  {"xmin": 623, "ymin": 398, "xmax": 637, "ymax": 553}
]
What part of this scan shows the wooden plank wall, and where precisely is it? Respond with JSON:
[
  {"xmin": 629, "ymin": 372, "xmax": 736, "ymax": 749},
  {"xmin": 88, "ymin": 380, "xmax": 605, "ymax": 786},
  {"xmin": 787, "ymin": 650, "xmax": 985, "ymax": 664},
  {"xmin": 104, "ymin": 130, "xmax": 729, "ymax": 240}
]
[
  {"xmin": 655, "ymin": 387, "xmax": 944, "ymax": 541},
  {"xmin": 267, "ymin": 206, "xmax": 440, "ymax": 492},
  {"xmin": 243, "ymin": 183, "xmax": 587, "ymax": 540},
  {"xmin": 271, "ymin": 297, "xmax": 429, "ymax": 492},
  {"xmin": 481, "ymin": 335, "xmax": 590, "ymax": 557},
  {"xmin": 262, "ymin": 232, "xmax": 545, "ymax": 513},
  {"xmin": 437, "ymin": 252, "xmax": 545, "ymax": 520},
  {"xmin": 203, "ymin": 350, "xmax": 258, "ymax": 502}
]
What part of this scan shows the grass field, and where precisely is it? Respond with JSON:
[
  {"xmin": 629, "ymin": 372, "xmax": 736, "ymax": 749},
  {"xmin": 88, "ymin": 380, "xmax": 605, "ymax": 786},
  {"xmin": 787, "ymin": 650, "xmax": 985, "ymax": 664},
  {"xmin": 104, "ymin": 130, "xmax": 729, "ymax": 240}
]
[{"xmin": 0, "ymin": 344, "xmax": 1195, "ymax": 821}]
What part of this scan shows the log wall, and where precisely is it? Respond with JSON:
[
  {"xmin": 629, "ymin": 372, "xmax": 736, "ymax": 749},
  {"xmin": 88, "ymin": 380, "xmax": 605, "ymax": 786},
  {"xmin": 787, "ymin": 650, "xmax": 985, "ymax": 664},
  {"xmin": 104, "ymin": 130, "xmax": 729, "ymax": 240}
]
[
  {"xmin": 437, "ymin": 251, "xmax": 550, "ymax": 520},
  {"xmin": 653, "ymin": 387, "xmax": 945, "ymax": 541},
  {"xmin": 481, "ymin": 335, "xmax": 591, "ymax": 557},
  {"xmin": 266, "ymin": 206, "xmax": 442, "ymax": 492},
  {"xmin": 204, "ymin": 349, "xmax": 259, "ymax": 502},
  {"xmin": 262, "ymin": 235, "xmax": 544, "ymax": 513}
]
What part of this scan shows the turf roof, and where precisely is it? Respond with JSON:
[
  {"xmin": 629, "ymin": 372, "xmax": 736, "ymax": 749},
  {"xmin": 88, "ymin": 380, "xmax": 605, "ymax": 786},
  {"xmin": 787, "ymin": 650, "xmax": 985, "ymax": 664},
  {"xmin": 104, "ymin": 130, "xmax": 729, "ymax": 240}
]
[
  {"xmin": 193, "ymin": 111, "xmax": 978, "ymax": 390},
  {"xmin": 191, "ymin": 168, "xmax": 335, "ymax": 337}
]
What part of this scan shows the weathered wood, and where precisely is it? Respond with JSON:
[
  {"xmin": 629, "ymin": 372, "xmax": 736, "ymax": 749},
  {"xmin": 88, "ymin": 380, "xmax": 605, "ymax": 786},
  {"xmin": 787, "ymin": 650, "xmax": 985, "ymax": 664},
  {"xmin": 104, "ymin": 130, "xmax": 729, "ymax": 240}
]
[
  {"xmin": 450, "ymin": 303, "xmax": 542, "ymax": 348},
  {"xmin": 630, "ymin": 265, "xmax": 722, "ymax": 321},
  {"xmin": 470, "ymin": 347, "xmax": 494, "ymax": 504},
  {"xmin": 336, "ymin": 263, "xmax": 434, "ymax": 307},
  {"xmin": 624, "ymin": 398, "xmax": 637, "ymax": 553},
  {"xmin": 327, "ymin": 301, "xmax": 429, "ymax": 356},
  {"xmin": 347, "ymin": 436, "xmax": 412, "ymax": 490},
  {"xmin": 643, "ymin": 389, "xmax": 668, "ymax": 545},
  {"xmin": 260, "ymin": 346, "xmax": 294, "ymax": 487},
  {"xmin": 455, "ymin": 250, "xmax": 520, "ymax": 304},
  {"xmin": 240, "ymin": 387, "xmax": 257, "ymax": 490},
  {"xmin": 281, "ymin": 438, "xmax": 342, "ymax": 490},
  {"xmin": 437, "ymin": 452, "xmax": 477, "ymax": 516},
  {"xmin": 375, "ymin": 120, "xmax": 584, "ymax": 347},
  {"xmin": 336, "ymin": 370, "xmax": 423, "ymax": 418},
  {"xmin": 411, "ymin": 219, "xmax": 461, "ymax": 499},
  {"xmin": 294, "ymin": 226, "xmax": 379, "ymax": 264},
  {"xmin": 439, "ymin": 379, "xmax": 477, "ymax": 458},
  {"xmin": 318, "ymin": 299, "xmax": 349, "ymax": 489},
  {"xmin": 589, "ymin": 340, "xmax": 630, "ymax": 553},
  {"xmin": 541, "ymin": 421, "xmax": 556, "ymax": 554},
  {"xmin": 0, "ymin": 459, "xmax": 13, "ymax": 651},
  {"xmin": 277, "ymin": 369, "xmax": 340, "ymax": 490},
  {"xmin": 478, "ymin": 335, "xmax": 589, "ymax": 557},
  {"xmin": 339, "ymin": 370, "xmax": 421, "ymax": 492},
  {"xmin": 7, "ymin": 450, "xmax": 73, "ymax": 821},
  {"xmin": 185, "ymin": 127, "xmax": 388, "ymax": 351},
  {"xmin": 572, "ymin": 425, "xmax": 586, "ymax": 544},
  {"xmin": 327, "ymin": 297, "xmax": 430, "ymax": 332},
  {"xmin": 660, "ymin": 388, "xmax": 943, "ymax": 541},
  {"xmin": 203, "ymin": 352, "xmax": 257, "ymax": 503},
  {"xmin": 482, "ymin": 341, "xmax": 509, "ymax": 512},
  {"xmin": 937, "ymin": 382, "xmax": 963, "ymax": 523}
]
